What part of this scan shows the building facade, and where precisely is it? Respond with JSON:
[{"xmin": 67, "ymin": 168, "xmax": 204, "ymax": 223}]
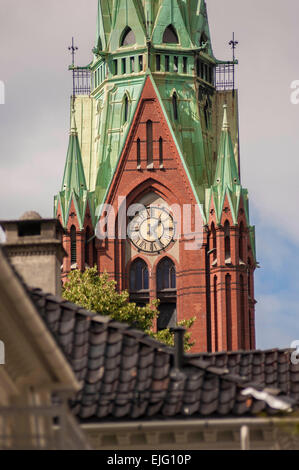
[{"xmin": 54, "ymin": 0, "xmax": 256, "ymax": 353}]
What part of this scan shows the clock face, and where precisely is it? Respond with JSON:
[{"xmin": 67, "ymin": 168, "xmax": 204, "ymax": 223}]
[{"xmin": 128, "ymin": 206, "xmax": 174, "ymax": 253}]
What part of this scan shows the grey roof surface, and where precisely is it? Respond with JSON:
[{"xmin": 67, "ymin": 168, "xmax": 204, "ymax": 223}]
[{"xmin": 28, "ymin": 287, "xmax": 299, "ymax": 422}]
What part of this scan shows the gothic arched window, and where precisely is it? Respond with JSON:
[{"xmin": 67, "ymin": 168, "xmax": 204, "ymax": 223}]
[
  {"xmin": 120, "ymin": 27, "xmax": 136, "ymax": 47},
  {"xmin": 211, "ymin": 222, "xmax": 217, "ymax": 262},
  {"xmin": 240, "ymin": 274, "xmax": 245, "ymax": 349},
  {"xmin": 146, "ymin": 120, "xmax": 153, "ymax": 167},
  {"xmin": 130, "ymin": 259, "xmax": 149, "ymax": 292},
  {"xmin": 137, "ymin": 138, "xmax": 141, "ymax": 168},
  {"xmin": 157, "ymin": 258, "xmax": 177, "ymax": 331},
  {"xmin": 163, "ymin": 25, "xmax": 179, "ymax": 44},
  {"xmin": 172, "ymin": 92, "xmax": 178, "ymax": 121},
  {"xmin": 214, "ymin": 275, "xmax": 218, "ymax": 351},
  {"xmin": 224, "ymin": 220, "xmax": 231, "ymax": 261},
  {"xmin": 70, "ymin": 225, "xmax": 77, "ymax": 264},
  {"xmin": 239, "ymin": 222, "xmax": 244, "ymax": 261},
  {"xmin": 226, "ymin": 274, "xmax": 232, "ymax": 350},
  {"xmin": 157, "ymin": 258, "xmax": 176, "ymax": 292},
  {"xmin": 159, "ymin": 137, "xmax": 163, "ymax": 167},
  {"xmin": 123, "ymin": 94, "xmax": 129, "ymax": 124}
]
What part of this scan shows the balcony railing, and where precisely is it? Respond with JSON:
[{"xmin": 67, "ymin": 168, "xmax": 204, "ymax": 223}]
[
  {"xmin": 71, "ymin": 67, "xmax": 91, "ymax": 95},
  {"xmin": 0, "ymin": 405, "xmax": 91, "ymax": 450},
  {"xmin": 215, "ymin": 63, "xmax": 235, "ymax": 91}
]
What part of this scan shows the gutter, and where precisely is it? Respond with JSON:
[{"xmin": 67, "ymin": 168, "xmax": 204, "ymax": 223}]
[
  {"xmin": 81, "ymin": 417, "xmax": 299, "ymax": 433},
  {"xmin": 0, "ymin": 250, "xmax": 80, "ymax": 392}
]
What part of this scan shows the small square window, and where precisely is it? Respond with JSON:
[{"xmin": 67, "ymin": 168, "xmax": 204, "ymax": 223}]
[
  {"xmin": 165, "ymin": 55, "xmax": 170, "ymax": 72},
  {"xmin": 122, "ymin": 58, "xmax": 127, "ymax": 74},
  {"xmin": 174, "ymin": 56, "xmax": 178, "ymax": 73},
  {"xmin": 130, "ymin": 56, "xmax": 135, "ymax": 73},
  {"xmin": 156, "ymin": 54, "xmax": 161, "ymax": 71},
  {"xmin": 183, "ymin": 57, "xmax": 188, "ymax": 74},
  {"xmin": 113, "ymin": 59, "xmax": 118, "ymax": 76},
  {"xmin": 139, "ymin": 55, "xmax": 143, "ymax": 72}
]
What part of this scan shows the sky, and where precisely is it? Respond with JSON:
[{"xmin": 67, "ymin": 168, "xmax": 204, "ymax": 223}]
[{"xmin": 0, "ymin": 0, "xmax": 298, "ymax": 350}]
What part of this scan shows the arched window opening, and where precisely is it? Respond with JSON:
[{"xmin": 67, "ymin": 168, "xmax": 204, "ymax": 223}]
[
  {"xmin": 239, "ymin": 222, "xmax": 244, "ymax": 261},
  {"xmin": 121, "ymin": 27, "xmax": 136, "ymax": 47},
  {"xmin": 163, "ymin": 25, "xmax": 179, "ymax": 44},
  {"xmin": 224, "ymin": 221, "xmax": 231, "ymax": 261},
  {"xmin": 240, "ymin": 275, "xmax": 246, "ymax": 350},
  {"xmin": 123, "ymin": 94, "xmax": 129, "ymax": 124},
  {"xmin": 70, "ymin": 226, "xmax": 77, "ymax": 265},
  {"xmin": 130, "ymin": 259, "xmax": 149, "ymax": 292},
  {"xmin": 172, "ymin": 92, "xmax": 178, "ymax": 121},
  {"xmin": 122, "ymin": 57, "xmax": 127, "ymax": 74},
  {"xmin": 211, "ymin": 222, "xmax": 217, "ymax": 263},
  {"xmin": 138, "ymin": 55, "xmax": 143, "ymax": 72},
  {"xmin": 159, "ymin": 137, "xmax": 163, "ymax": 168},
  {"xmin": 157, "ymin": 258, "xmax": 176, "ymax": 292},
  {"xmin": 85, "ymin": 226, "xmax": 91, "ymax": 266},
  {"xmin": 130, "ymin": 56, "xmax": 135, "ymax": 73},
  {"xmin": 129, "ymin": 259, "xmax": 149, "ymax": 308},
  {"xmin": 225, "ymin": 274, "xmax": 232, "ymax": 350},
  {"xmin": 137, "ymin": 138, "xmax": 141, "ymax": 168},
  {"xmin": 156, "ymin": 54, "xmax": 161, "ymax": 71},
  {"xmin": 165, "ymin": 55, "xmax": 170, "ymax": 72},
  {"xmin": 146, "ymin": 120, "xmax": 153, "ymax": 167},
  {"xmin": 183, "ymin": 57, "xmax": 188, "ymax": 74},
  {"xmin": 157, "ymin": 258, "xmax": 177, "ymax": 331},
  {"xmin": 248, "ymin": 258, "xmax": 251, "ymax": 299},
  {"xmin": 174, "ymin": 56, "xmax": 178, "ymax": 73},
  {"xmin": 214, "ymin": 276, "xmax": 218, "ymax": 351}
]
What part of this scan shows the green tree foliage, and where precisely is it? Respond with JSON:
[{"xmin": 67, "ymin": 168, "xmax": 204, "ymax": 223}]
[{"xmin": 63, "ymin": 267, "xmax": 195, "ymax": 351}]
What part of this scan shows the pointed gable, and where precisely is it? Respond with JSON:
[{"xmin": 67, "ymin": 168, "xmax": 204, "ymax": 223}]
[
  {"xmin": 109, "ymin": 0, "xmax": 146, "ymax": 51},
  {"xmin": 152, "ymin": 0, "xmax": 193, "ymax": 48},
  {"xmin": 99, "ymin": 75, "xmax": 207, "ymax": 228}
]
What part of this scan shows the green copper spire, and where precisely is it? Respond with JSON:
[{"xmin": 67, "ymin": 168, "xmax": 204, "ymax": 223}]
[
  {"xmin": 213, "ymin": 104, "xmax": 240, "ymax": 191},
  {"xmin": 61, "ymin": 106, "xmax": 87, "ymax": 196},
  {"xmin": 205, "ymin": 105, "xmax": 246, "ymax": 225},
  {"xmin": 54, "ymin": 105, "xmax": 92, "ymax": 229},
  {"xmin": 204, "ymin": 105, "xmax": 256, "ymax": 260}
]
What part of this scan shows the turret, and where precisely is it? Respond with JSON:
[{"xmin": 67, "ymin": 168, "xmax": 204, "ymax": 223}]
[
  {"xmin": 54, "ymin": 105, "xmax": 95, "ymax": 279},
  {"xmin": 206, "ymin": 105, "xmax": 256, "ymax": 351}
]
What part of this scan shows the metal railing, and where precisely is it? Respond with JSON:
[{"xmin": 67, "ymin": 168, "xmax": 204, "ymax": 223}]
[
  {"xmin": 215, "ymin": 63, "xmax": 235, "ymax": 91},
  {"xmin": 71, "ymin": 67, "xmax": 91, "ymax": 95},
  {"xmin": 0, "ymin": 405, "xmax": 91, "ymax": 450}
]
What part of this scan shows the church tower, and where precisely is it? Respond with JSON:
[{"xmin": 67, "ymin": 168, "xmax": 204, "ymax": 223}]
[{"xmin": 54, "ymin": 0, "xmax": 257, "ymax": 352}]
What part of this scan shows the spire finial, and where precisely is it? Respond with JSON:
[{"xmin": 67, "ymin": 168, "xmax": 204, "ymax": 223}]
[
  {"xmin": 222, "ymin": 104, "xmax": 229, "ymax": 131},
  {"xmin": 229, "ymin": 33, "xmax": 238, "ymax": 95},
  {"xmin": 68, "ymin": 37, "xmax": 78, "ymax": 98},
  {"xmin": 68, "ymin": 37, "xmax": 78, "ymax": 67}
]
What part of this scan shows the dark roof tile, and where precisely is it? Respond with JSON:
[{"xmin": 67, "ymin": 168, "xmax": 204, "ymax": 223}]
[{"xmin": 26, "ymin": 287, "xmax": 299, "ymax": 422}]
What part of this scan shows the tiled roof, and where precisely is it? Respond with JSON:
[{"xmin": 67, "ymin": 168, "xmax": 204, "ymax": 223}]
[{"xmin": 28, "ymin": 287, "xmax": 299, "ymax": 422}]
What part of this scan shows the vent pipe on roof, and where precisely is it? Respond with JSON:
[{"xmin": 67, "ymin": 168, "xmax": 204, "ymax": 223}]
[{"xmin": 172, "ymin": 326, "xmax": 185, "ymax": 370}]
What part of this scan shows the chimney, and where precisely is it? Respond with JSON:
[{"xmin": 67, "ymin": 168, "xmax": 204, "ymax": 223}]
[
  {"xmin": 173, "ymin": 326, "xmax": 185, "ymax": 370},
  {"xmin": 0, "ymin": 211, "xmax": 66, "ymax": 296}
]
